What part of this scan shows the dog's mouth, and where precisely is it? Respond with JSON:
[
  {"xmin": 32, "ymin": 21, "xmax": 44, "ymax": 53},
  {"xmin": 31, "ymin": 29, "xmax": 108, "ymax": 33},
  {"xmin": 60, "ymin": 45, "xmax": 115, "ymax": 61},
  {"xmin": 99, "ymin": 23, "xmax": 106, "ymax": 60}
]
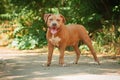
[{"xmin": 49, "ymin": 26, "xmax": 58, "ymax": 34}]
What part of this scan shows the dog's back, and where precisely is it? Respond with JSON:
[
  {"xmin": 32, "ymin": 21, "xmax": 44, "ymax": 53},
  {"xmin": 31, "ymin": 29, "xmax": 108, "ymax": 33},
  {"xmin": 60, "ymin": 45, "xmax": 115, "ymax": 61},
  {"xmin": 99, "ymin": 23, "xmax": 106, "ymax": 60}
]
[{"xmin": 66, "ymin": 24, "xmax": 89, "ymax": 46}]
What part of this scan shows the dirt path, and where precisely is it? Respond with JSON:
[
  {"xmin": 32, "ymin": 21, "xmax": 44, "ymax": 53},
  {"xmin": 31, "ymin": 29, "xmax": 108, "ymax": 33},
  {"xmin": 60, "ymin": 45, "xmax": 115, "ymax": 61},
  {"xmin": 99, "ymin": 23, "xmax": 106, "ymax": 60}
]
[{"xmin": 0, "ymin": 47, "xmax": 120, "ymax": 80}]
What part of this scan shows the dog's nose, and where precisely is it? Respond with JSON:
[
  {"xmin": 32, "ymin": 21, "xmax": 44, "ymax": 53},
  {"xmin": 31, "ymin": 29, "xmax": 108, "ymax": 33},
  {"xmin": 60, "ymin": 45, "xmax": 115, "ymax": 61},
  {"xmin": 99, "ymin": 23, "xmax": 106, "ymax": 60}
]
[{"xmin": 52, "ymin": 23, "xmax": 57, "ymax": 26}]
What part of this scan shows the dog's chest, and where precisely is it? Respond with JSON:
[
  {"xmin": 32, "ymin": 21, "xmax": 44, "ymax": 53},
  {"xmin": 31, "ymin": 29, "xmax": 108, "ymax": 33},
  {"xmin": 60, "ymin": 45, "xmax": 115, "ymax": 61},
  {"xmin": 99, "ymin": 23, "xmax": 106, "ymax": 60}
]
[{"xmin": 49, "ymin": 35, "xmax": 61, "ymax": 47}]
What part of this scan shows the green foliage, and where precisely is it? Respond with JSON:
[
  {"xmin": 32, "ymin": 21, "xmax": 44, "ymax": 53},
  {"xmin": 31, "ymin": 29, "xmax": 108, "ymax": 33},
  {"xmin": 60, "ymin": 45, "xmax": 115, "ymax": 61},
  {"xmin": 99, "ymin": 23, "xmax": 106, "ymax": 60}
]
[
  {"xmin": 10, "ymin": 20, "xmax": 47, "ymax": 49},
  {"xmin": 0, "ymin": 0, "xmax": 120, "ymax": 50},
  {"xmin": 0, "ymin": 0, "xmax": 6, "ymax": 14},
  {"xmin": 118, "ymin": 60, "xmax": 120, "ymax": 64},
  {"xmin": 8, "ymin": 6, "xmax": 47, "ymax": 49},
  {"xmin": 93, "ymin": 24, "xmax": 120, "ymax": 54},
  {"xmin": 0, "ymin": 13, "xmax": 12, "ymax": 20},
  {"xmin": 79, "ymin": 45, "xmax": 89, "ymax": 51}
]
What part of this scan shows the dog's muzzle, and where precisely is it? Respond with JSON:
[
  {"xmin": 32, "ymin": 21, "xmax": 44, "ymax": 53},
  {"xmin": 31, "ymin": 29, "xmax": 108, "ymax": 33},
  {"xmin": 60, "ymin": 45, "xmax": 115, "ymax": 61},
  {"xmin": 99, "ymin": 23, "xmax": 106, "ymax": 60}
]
[
  {"xmin": 49, "ymin": 26, "xmax": 58, "ymax": 34},
  {"xmin": 52, "ymin": 23, "xmax": 57, "ymax": 26}
]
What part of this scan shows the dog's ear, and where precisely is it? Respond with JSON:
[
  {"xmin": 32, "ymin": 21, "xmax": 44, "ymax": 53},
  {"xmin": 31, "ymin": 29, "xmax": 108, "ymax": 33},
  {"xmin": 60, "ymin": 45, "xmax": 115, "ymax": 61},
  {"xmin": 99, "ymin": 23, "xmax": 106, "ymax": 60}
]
[
  {"xmin": 60, "ymin": 14, "xmax": 66, "ymax": 24},
  {"xmin": 44, "ymin": 14, "xmax": 51, "ymax": 23}
]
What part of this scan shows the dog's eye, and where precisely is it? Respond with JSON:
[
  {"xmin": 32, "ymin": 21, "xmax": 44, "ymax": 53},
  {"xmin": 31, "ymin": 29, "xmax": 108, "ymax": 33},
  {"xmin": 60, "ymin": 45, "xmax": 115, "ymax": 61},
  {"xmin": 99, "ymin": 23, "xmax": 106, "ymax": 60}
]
[
  {"xmin": 49, "ymin": 18, "xmax": 53, "ymax": 21},
  {"xmin": 56, "ymin": 19, "xmax": 60, "ymax": 22}
]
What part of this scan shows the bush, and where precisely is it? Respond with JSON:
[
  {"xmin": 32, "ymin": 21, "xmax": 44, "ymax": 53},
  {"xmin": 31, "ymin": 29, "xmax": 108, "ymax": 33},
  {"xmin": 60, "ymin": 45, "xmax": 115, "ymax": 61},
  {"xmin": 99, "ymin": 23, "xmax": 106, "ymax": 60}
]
[
  {"xmin": 93, "ymin": 24, "xmax": 120, "ymax": 54},
  {"xmin": 1, "ymin": 0, "xmax": 120, "ymax": 51},
  {"xmin": 8, "ymin": 6, "xmax": 47, "ymax": 49}
]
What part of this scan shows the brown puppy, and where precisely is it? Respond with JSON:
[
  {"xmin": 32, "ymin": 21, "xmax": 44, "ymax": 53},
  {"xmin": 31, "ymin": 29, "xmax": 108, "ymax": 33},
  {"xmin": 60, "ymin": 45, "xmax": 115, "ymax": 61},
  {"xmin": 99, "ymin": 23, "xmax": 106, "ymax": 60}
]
[{"xmin": 44, "ymin": 14, "xmax": 100, "ymax": 66}]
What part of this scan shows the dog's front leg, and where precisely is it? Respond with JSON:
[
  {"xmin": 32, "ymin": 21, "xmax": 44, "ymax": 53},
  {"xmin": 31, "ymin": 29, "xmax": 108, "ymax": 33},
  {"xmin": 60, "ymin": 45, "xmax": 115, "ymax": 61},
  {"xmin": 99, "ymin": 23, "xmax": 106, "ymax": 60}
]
[
  {"xmin": 47, "ymin": 43, "xmax": 54, "ymax": 66},
  {"xmin": 59, "ymin": 45, "xmax": 66, "ymax": 66}
]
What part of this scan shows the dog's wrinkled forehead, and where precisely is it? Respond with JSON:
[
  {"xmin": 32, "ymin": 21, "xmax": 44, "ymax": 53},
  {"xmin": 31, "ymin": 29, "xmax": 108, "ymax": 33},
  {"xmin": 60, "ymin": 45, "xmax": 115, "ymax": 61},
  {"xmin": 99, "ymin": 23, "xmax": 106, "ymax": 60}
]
[
  {"xmin": 48, "ymin": 15, "xmax": 61, "ymax": 20},
  {"xmin": 44, "ymin": 14, "xmax": 66, "ymax": 24}
]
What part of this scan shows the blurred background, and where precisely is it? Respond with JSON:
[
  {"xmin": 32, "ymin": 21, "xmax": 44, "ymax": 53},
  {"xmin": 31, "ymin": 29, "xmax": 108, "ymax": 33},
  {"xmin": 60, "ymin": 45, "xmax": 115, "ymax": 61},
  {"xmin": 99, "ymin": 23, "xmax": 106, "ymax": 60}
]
[{"xmin": 0, "ymin": 0, "xmax": 120, "ymax": 56}]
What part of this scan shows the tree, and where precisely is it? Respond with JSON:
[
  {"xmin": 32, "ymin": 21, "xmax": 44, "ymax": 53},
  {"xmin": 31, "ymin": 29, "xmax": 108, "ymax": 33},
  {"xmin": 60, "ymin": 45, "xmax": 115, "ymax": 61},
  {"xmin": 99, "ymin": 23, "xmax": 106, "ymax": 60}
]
[{"xmin": 0, "ymin": 0, "xmax": 119, "ymax": 49}]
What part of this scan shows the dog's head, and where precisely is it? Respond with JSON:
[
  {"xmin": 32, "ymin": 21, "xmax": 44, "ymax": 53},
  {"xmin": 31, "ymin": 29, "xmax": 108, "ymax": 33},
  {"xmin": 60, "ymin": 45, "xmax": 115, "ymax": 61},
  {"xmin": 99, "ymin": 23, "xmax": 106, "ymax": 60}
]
[{"xmin": 44, "ymin": 14, "xmax": 66, "ymax": 34}]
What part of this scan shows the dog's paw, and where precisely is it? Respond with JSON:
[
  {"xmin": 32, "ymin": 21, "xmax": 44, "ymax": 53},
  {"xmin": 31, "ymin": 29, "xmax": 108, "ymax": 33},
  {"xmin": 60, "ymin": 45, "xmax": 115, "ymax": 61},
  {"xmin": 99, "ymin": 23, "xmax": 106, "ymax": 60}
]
[
  {"xmin": 69, "ymin": 61, "xmax": 78, "ymax": 64},
  {"xmin": 42, "ymin": 63, "xmax": 50, "ymax": 67},
  {"xmin": 60, "ymin": 63, "xmax": 70, "ymax": 67},
  {"xmin": 97, "ymin": 61, "xmax": 101, "ymax": 65},
  {"xmin": 62, "ymin": 64, "xmax": 67, "ymax": 67}
]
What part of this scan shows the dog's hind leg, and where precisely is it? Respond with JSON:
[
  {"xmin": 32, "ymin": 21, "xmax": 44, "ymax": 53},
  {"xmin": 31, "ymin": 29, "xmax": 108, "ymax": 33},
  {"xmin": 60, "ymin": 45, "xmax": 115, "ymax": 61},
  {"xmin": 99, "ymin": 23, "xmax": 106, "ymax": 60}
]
[
  {"xmin": 83, "ymin": 38, "xmax": 100, "ymax": 65},
  {"xmin": 73, "ymin": 43, "xmax": 81, "ymax": 64}
]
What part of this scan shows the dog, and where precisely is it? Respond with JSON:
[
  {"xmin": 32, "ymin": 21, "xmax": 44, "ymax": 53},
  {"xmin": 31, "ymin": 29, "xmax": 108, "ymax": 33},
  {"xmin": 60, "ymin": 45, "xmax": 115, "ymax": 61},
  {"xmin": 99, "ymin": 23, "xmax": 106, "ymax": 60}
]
[{"xmin": 44, "ymin": 14, "xmax": 100, "ymax": 66}]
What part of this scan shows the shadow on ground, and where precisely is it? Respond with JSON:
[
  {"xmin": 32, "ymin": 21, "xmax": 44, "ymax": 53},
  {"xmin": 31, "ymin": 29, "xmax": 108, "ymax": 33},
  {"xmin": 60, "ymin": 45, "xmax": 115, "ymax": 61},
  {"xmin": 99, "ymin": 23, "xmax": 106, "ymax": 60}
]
[{"xmin": 0, "ymin": 53, "xmax": 120, "ymax": 80}]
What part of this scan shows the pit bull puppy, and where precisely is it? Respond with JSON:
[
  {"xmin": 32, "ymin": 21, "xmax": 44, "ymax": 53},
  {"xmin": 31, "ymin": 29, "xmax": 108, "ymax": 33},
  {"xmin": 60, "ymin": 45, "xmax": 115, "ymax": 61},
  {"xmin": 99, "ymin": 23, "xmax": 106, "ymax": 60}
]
[{"xmin": 44, "ymin": 14, "xmax": 100, "ymax": 66}]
